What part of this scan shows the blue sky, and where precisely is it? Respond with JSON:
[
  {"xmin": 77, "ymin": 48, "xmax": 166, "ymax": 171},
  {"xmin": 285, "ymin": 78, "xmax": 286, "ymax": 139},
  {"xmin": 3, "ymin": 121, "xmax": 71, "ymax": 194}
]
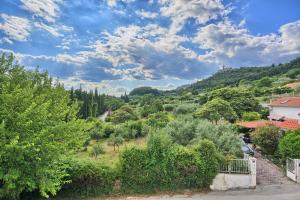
[{"xmin": 1, "ymin": 0, "xmax": 300, "ymax": 95}]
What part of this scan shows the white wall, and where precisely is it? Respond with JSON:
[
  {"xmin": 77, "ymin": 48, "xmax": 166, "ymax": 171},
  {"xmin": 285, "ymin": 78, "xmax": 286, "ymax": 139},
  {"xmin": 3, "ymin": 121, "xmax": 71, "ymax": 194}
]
[
  {"xmin": 270, "ymin": 106, "xmax": 300, "ymax": 120},
  {"xmin": 210, "ymin": 158, "xmax": 256, "ymax": 190}
]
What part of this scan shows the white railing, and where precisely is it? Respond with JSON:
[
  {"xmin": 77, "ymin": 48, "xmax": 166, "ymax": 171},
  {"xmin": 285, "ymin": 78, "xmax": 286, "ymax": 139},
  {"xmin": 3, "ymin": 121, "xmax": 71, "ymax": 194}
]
[{"xmin": 219, "ymin": 159, "xmax": 250, "ymax": 174}]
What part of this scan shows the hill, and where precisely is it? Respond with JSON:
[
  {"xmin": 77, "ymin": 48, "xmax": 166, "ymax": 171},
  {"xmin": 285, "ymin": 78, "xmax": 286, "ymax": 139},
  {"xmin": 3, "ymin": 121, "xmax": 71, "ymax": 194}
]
[{"xmin": 178, "ymin": 57, "xmax": 300, "ymax": 93}]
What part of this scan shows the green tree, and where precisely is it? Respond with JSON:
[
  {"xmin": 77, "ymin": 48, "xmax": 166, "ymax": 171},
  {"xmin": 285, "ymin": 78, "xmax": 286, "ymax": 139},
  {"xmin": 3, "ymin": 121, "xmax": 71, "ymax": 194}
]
[
  {"xmin": 242, "ymin": 112, "xmax": 261, "ymax": 121},
  {"xmin": 208, "ymin": 87, "xmax": 260, "ymax": 117},
  {"xmin": 0, "ymin": 54, "xmax": 87, "ymax": 199},
  {"xmin": 279, "ymin": 129, "xmax": 300, "ymax": 160},
  {"xmin": 193, "ymin": 98, "xmax": 237, "ymax": 124},
  {"xmin": 251, "ymin": 125, "xmax": 281, "ymax": 154},
  {"xmin": 89, "ymin": 144, "xmax": 105, "ymax": 158},
  {"xmin": 108, "ymin": 134, "xmax": 124, "ymax": 151}
]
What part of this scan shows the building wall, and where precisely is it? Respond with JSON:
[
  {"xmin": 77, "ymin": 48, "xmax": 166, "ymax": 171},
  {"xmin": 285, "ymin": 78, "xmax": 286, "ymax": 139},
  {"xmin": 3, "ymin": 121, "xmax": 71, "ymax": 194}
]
[{"xmin": 270, "ymin": 106, "xmax": 300, "ymax": 119}]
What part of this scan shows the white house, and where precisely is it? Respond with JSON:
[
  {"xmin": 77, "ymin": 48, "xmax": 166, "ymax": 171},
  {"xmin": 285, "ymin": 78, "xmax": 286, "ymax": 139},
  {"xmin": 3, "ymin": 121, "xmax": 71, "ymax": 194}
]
[{"xmin": 269, "ymin": 97, "xmax": 300, "ymax": 120}]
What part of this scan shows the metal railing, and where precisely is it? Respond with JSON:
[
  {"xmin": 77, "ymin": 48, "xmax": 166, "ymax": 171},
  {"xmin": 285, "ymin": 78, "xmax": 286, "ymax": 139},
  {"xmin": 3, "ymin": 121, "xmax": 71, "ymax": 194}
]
[{"xmin": 219, "ymin": 159, "xmax": 250, "ymax": 174}]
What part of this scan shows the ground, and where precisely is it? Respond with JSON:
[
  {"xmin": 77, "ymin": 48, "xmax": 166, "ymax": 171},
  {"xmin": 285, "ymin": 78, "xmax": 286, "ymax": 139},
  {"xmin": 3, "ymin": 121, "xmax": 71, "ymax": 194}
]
[{"xmin": 96, "ymin": 184, "xmax": 300, "ymax": 200}]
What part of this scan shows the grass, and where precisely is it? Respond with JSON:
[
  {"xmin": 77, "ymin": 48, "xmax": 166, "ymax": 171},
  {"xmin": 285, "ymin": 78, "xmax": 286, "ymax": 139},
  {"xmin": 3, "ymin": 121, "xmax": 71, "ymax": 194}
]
[{"xmin": 76, "ymin": 137, "xmax": 147, "ymax": 166}]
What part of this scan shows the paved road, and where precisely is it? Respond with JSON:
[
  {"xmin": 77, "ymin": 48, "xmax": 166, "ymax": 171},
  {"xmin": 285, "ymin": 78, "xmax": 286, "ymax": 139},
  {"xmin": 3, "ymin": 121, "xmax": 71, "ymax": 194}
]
[{"xmin": 100, "ymin": 184, "xmax": 300, "ymax": 200}]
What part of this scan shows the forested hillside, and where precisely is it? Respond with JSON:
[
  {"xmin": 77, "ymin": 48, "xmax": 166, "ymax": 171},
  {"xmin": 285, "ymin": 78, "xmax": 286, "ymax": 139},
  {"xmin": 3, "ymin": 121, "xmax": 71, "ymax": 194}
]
[{"xmin": 179, "ymin": 57, "xmax": 300, "ymax": 93}]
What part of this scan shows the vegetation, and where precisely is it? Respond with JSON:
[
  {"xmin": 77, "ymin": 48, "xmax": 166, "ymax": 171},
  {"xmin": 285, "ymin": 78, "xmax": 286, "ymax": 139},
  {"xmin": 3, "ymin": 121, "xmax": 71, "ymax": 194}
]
[
  {"xmin": 2, "ymin": 53, "xmax": 300, "ymax": 199},
  {"xmin": 252, "ymin": 125, "xmax": 281, "ymax": 155},
  {"xmin": 0, "ymin": 55, "xmax": 88, "ymax": 199},
  {"xmin": 279, "ymin": 129, "xmax": 300, "ymax": 160}
]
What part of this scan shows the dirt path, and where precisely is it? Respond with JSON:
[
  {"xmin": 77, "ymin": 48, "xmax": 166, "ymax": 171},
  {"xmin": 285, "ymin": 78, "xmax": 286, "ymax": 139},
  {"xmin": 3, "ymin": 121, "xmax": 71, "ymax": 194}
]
[{"xmin": 254, "ymin": 152, "xmax": 294, "ymax": 185}]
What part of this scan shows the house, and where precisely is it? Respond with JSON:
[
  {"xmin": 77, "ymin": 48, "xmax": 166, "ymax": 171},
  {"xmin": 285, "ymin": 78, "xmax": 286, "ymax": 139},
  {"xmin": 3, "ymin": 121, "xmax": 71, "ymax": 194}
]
[
  {"xmin": 268, "ymin": 97, "xmax": 300, "ymax": 120},
  {"xmin": 238, "ymin": 97, "xmax": 300, "ymax": 130}
]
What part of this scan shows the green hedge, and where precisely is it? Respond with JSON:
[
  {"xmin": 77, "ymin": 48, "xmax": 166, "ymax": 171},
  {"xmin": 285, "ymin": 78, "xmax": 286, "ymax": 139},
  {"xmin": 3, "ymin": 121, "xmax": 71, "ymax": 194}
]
[
  {"xmin": 119, "ymin": 134, "xmax": 219, "ymax": 193},
  {"xmin": 58, "ymin": 159, "xmax": 117, "ymax": 198}
]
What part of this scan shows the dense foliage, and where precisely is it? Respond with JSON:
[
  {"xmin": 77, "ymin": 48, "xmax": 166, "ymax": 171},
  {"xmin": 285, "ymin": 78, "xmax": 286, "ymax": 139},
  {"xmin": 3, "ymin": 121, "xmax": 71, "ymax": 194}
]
[
  {"xmin": 71, "ymin": 87, "xmax": 124, "ymax": 119},
  {"xmin": 120, "ymin": 133, "xmax": 220, "ymax": 193},
  {"xmin": 0, "ymin": 55, "xmax": 88, "ymax": 199},
  {"xmin": 193, "ymin": 98, "xmax": 237, "ymax": 123},
  {"xmin": 251, "ymin": 125, "xmax": 281, "ymax": 154},
  {"xmin": 181, "ymin": 57, "xmax": 300, "ymax": 92},
  {"xmin": 279, "ymin": 130, "xmax": 300, "ymax": 160}
]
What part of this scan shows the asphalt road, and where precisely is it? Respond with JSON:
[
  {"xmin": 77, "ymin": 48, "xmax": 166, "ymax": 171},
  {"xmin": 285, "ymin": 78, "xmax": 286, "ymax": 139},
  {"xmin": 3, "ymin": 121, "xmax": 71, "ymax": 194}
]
[{"xmin": 100, "ymin": 184, "xmax": 300, "ymax": 200}]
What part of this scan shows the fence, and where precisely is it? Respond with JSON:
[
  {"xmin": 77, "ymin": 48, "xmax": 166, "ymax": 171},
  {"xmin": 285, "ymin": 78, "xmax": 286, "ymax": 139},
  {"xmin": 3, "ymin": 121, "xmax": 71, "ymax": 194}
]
[
  {"xmin": 287, "ymin": 158, "xmax": 296, "ymax": 174},
  {"xmin": 219, "ymin": 159, "xmax": 250, "ymax": 174}
]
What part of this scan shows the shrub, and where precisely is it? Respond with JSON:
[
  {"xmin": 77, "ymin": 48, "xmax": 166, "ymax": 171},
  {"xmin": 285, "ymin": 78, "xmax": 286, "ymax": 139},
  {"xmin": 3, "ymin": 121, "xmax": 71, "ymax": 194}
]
[
  {"xmin": 242, "ymin": 112, "xmax": 261, "ymax": 121},
  {"xmin": 146, "ymin": 112, "xmax": 173, "ymax": 128},
  {"xmin": 164, "ymin": 116, "xmax": 198, "ymax": 146},
  {"xmin": 279, "ymin": 129, "xmax": 300, "ymax": 160},
  {"xmin": 165, "ymin": 116, "xmax": 242, "ymax": 156},
  {"xmin": 119, "ymin": 132, "xmax": 220, "ymax": 193},
  {"xmin": 60, "ymin": 159, "xmax": 117, "ymax": 197},
  {"xmin": 252, "ymin": 125, "xmax": 281, "ymax": 154},
  {"xmin": 163, "ymin": 104, "xmax": 175, "ymax": 112},
  {"xmin": 174, "ymin": 103, "xmax": 197, "ymax": 115}
]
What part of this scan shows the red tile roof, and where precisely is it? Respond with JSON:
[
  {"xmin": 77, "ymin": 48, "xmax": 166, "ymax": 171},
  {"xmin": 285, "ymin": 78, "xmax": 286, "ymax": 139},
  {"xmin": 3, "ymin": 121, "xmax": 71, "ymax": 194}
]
[
  {"xmin": 270, "ymin": 97, "xmax": 300, "ymax": 107},
  {"xmin": 285, "ymin": 82, "xmax": 300, "ymax": 88},
  {"xmin": 238, "ymin": 119, "xmax": 300, "ymax": 130}
]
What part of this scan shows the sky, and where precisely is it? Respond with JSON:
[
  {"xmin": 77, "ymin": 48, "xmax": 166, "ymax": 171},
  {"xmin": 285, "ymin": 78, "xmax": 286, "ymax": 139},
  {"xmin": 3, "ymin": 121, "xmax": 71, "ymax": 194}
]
[{"xmin": 1, "ymin": 0, "xmax": 300, "ymax": 96}]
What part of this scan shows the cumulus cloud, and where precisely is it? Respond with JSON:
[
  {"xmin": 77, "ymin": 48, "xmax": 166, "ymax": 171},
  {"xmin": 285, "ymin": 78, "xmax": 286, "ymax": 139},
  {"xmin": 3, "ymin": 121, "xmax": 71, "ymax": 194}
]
[
  {"xmin": 193, "ymin": 20, "xmax": 300, "ymax": 67},
  {"xmin": 135, "ymin": 9, "xmax": 158, "ymax": 19},
  {"xmin": 20, "ymin": 0, "xmax": 62, "ymax": 23},
  {"xmin": 0, "ymin": 14, "xmax": 31, "ymax": 42},
  {"xmin": 159, "ymin": 0, "xmax": 229, "ymax": 34}
]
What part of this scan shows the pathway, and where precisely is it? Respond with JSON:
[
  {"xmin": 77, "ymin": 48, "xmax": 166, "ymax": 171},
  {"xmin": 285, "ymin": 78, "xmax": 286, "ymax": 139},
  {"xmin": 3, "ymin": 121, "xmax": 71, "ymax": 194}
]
[{"xmin": 254, "ymin": 151, "xmax": 294, "ymax": 185}]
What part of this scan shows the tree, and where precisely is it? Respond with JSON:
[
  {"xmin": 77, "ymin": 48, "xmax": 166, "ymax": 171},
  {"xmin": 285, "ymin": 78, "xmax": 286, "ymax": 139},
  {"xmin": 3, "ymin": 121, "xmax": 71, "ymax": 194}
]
[
  {"xmin": 279, "ymin": 129, "xmax": 300, "ymax": 160},
  {"xmin": 251, "ymin": 125, "xmax": 281, "ymax": 154},
  {"xmin": 108, "ymin": 134, "xmax": 124, "ymax": 151},
  {"xmin": 0, "ymin": 54, "xmax": 87, "ymax": 199},
  {"xmin": 256, "ymin": 77, "xmax": 273, "ymax": 87},
  {"xmin": 242, "ymin": 112, "xmax": 261, "ymax": 121},
  {"xmin": 89, "ymin": 144, "xmax": 105, "ymax": 158},
  {"xmin": 193, "ymin": 98, "xmax": 237, "ymax": 124},
  {"xmin": 208, "ymin": 87, "xmax": 260, "ymax": 118}
]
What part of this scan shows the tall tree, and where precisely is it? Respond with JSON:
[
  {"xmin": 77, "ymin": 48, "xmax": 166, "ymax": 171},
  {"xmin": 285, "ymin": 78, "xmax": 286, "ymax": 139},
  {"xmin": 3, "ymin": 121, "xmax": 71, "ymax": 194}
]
[{"xmin": 0, "ymin": 54, "xmax": 87, "ymax": 199}]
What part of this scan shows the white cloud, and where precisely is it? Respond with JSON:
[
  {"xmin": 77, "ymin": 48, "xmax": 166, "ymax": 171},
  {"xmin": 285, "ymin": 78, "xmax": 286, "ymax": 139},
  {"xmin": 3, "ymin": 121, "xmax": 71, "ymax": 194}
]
[
  {"xmin": 107, "ymin": 0, "xmax": 117, "ymax": 7},
  {"xmin": 34, "ymin": 22, "xmax": 73, "ymax": 37},
  {"xmin": 34, "ymin": 22, "xmax": 62, "ymax": 37},
  {"xmin": 194, "ymin": 20, "xmax": 300, "ymax": 67},
  {"xmin": 135, "ymin": 9, "xmax": 158, "ymax": 19},
  {"xmin": 0, "ymin": 14, "xmax": 31, "ymax": 42},
  {"xmin": 159, "ymin": 0, "xmax": 229, "ymax": 34},
  {"xmin": 20, "ymin": 0, "xmax": 62, "ymax": 23}
]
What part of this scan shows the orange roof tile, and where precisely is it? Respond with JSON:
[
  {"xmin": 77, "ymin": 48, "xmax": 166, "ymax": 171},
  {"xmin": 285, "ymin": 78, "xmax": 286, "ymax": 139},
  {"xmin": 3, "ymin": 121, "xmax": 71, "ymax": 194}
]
[
  {"xmin": 270, "ymin": 97, "xmax": 300, "ymax": 107},
  {"xmin": 285, "ymin": 82, "xmax": 300, "ymax": 88},
  {"xmin": 238, "ymin": 119, "xmax": 300, "ymax": 130}
]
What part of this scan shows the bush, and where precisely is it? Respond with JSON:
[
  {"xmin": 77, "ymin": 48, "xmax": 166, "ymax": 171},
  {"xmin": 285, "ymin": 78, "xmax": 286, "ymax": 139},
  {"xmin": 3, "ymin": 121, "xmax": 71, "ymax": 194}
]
[
  {"xmin": 164, "ymin": 116, "xmax": 242, "ymax": 156},
  {"xmin": 252, "ymin": 125, "xmax": 281, "ymax": 154},
  {"xmin": 119, "ymin": 132, "xmax": 220, "ymax": 193},
  {"xmin": 107, "ymin": 106, "xmax": 138, "ymax": 124},
  {"xmin": 164, "ymin": 116, "xmax": 198, "ymax": 146},
  {"xmin": 174, "ymin": 103, "xmax": 197, "ymax": 115},
  {"xmin": 163, "ymin": 104, "xmax": 176, "ymax": 112},
  {"xmin": 146, "ymin": 112, "xmax": 173, "ymax": 128},
  {"xmin": 242, "ymin": 112, "xmax": 261, "ymax": 121},
  {"xmin": 60, "ymin": 159, "xmax": 117, "ymax": 197},
  {"xmin": 279, "ymin": 129, "xmax": 300, "ymax": 160}
]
